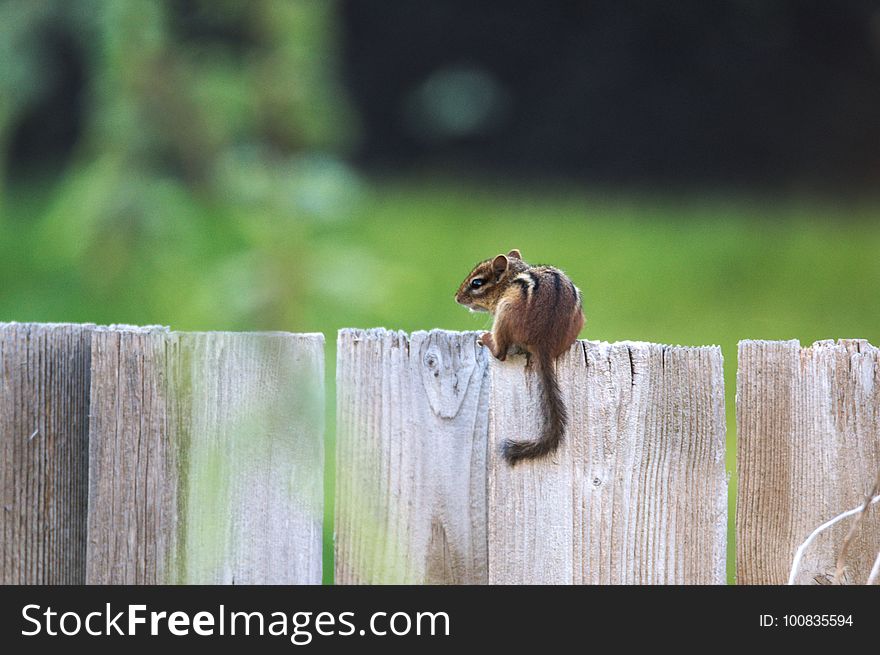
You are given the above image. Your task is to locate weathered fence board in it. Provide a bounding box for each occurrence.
[335,330,727,585]
[489,341,728,584]
[335,329,490,584]
[737,339,880,585]
[87,327,324,584]
[1,323,93,584]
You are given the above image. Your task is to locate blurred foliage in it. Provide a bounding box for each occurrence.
[1,0,359,331]
[1,1,879,586]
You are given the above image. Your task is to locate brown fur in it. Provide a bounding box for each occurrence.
[455,249,585,464]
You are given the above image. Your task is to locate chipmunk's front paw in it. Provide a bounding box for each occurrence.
[479,332,507,361]
[478,332,493,348]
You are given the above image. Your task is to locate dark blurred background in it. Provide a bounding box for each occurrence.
[2,0,880,584]
[344,1,880,191]
[6,1,880,193]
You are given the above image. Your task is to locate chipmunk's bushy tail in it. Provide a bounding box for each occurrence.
[501,348,566,465]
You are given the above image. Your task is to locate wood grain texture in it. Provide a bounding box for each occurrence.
[488,341,727,584]
[1,323,93,584]
[737,339,880,584]
[335,328,490,584]
[86,327,324,584]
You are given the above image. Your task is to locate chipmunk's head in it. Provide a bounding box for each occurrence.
[455,249,525,313]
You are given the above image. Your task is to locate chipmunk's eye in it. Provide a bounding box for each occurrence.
[470,278,485,289]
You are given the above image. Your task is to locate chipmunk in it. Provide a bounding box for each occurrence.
[455,249,584,465]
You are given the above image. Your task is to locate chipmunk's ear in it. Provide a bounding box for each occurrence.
[507,249,522,260]
[492,254,509,276]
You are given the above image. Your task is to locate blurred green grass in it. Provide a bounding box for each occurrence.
[3,174,879,584]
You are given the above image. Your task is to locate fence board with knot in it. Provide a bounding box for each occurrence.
[334,329,491,584]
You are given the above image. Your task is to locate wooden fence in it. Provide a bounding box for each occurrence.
[2,322,878,584]
[1,323,324,584]
[737,339,880,584]
[335,329,728,584]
